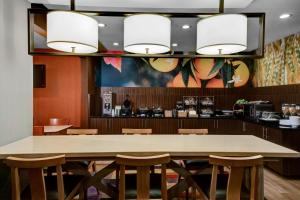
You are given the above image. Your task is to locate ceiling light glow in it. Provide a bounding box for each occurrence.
[182,24,191,29]
[280,14,292,19]
[98,23,106,27]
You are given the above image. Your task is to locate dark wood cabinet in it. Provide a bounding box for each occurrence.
[242,121,263,137]
[215,119,243,135]
[243,121,300,176]
[181,119,216,134]
[263,127,284,174]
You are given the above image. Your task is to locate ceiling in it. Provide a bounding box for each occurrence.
[29,0,300,53]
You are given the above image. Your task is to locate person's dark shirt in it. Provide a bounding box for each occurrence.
[123,99,131,108]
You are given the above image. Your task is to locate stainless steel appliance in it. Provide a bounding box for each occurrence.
[243,103,274,119]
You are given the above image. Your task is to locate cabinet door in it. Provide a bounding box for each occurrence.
[89,118,108,134]
[215,119,243,135]
[244,122,263,138]
[155,119,180,134]
[265,127,282,145]
[264,127,284,174]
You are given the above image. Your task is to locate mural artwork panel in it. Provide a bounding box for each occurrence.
[96,56,253,88]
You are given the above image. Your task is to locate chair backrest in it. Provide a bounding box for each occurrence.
[66,129,98,135]
[49,118,68,126]
[122,128,152,135]
[115,154,171,200]
[208,155,263,200]
[33,126,44,136]
[4,155,66,200]
[178,129,208,135]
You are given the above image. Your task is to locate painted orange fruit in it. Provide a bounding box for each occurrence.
[232,60,250,87]
[206,78,224,88]
[193,59,219,80]
[170,72,201,88]
[149,58,179,72]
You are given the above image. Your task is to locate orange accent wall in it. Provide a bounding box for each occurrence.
[33,56,82,127]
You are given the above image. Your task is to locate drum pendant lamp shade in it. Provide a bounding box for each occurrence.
[124,14,171,54]
[47,11,98,53]
[196,14,247,55]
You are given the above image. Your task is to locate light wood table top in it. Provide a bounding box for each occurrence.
[44,125,72,133]
[0,135,298,160]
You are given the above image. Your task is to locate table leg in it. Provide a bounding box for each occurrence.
[83,161,118,199]
[167,160,207,200]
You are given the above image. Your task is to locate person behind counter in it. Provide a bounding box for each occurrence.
[121,94,132,116]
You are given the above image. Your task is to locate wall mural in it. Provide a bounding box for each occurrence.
[252,32,300,87]
[96,55,253,88]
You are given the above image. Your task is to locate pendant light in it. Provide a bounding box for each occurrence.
[124,14,171,54]
[47,1,98,53]
[196,14,247,55]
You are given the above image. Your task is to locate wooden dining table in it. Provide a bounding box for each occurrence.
[0,134,299,199]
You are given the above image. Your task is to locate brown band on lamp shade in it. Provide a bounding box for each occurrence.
[196,14,247,55]
[124,14,171,54]
[47,11,98,53]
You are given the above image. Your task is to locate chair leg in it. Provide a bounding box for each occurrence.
[92,161,97,173]
[185,187,189,200]
[192,186,197,200]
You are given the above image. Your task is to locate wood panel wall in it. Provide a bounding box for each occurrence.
[89,87,249,116]
[245,84,300,112]
[89,84,300,116]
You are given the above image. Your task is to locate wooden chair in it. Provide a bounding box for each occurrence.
[49,118,68,126]
[178,129,208,135]
[122,128,152,135]
[65,129,98,173]
[116,154,171,200]
[194,155,263,200]
[178,129,210,199]
[121,128,154,174]
[33,125,44,136]
[4,155,85,200]
[67,129,98,135]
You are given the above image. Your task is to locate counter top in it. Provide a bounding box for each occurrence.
[90,115,235,120]
[90,116,300,131]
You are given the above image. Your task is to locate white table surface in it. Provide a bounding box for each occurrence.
[0,135,298,159]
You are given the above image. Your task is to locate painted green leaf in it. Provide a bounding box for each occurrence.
[222,62,234,88]
[208,59,224,76]
[141,58,149,66]
[181,65,190,87]
[190,62,197,81]
[182,58,191,68]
